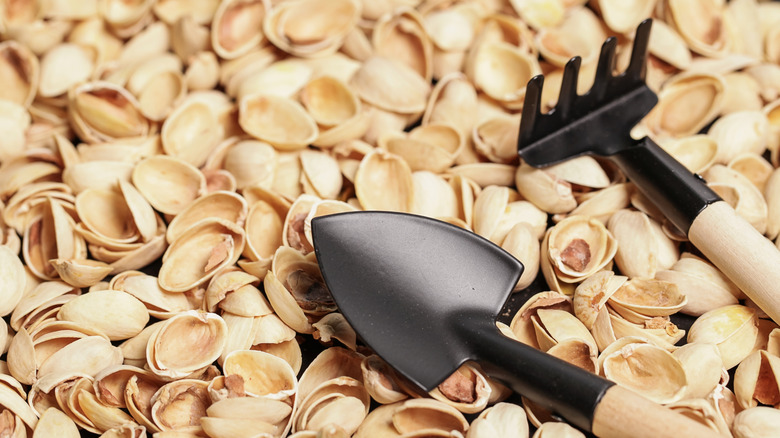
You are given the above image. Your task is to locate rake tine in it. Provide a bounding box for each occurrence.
[625,19,653,81]
[519,74,544,145]
[556,56,581,119]
[589,36,617,102]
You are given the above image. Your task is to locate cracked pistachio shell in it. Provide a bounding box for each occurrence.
[58,289,149,341]
[547,215,617,283]
[161,100,222,167]
[38,43,94,98]
[158,218,244,292]
[667,0,731,57]
[514,163,577,214]
[292,377,369,435]
[532,308,597,354]
[656,258,741,317]
[536,6,606,67]
[68,81,150,144]
[733,406,780,438]
[361,355,408,405]
[609,278,687,317]
[467,41,540,109]
[0,245,26,317]
[710,110,771,164]
[688,304,759,369]
[373,7,432,81]
[146,311,228,379]
[239,94,318,151]
[224,350,297,400]
[33,407,79,438]
[467,402,529,438]
[502,222,541,291]
[150,379,210,434]
[728,152,773,192]
[381,123,462,173]
[673,343,724,399]
[599,337,687,404]
[131,155,206,216]
[391,398,469,436]
[607,209,679,279]
[211,0,270,59]
[705,164,768,234]
[350,56,430,114]
[166,190,247,244]
[300,75,360,128]
[0,40,39,108]
[220,139,277,191]
[300,149,342,200]
[573,270,626,330]
[355,149,414,212]
[643,72,725,138]
[510,291,572,348]
[111,272,194,319]
[734,350,780,410]
[409,171,459,219]
[661,134,718,175]
[430,364,492,414]
[473,186,547,244]
[263,0,361,58]
[532,422,585,438]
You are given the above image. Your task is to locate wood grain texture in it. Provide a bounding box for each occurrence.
[688,201,780,324]
[592,385,725,438]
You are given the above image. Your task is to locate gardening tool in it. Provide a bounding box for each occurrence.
[312,211,719,438]
[518,18,780,324]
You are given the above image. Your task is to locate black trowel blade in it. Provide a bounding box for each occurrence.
[312,211,523,391]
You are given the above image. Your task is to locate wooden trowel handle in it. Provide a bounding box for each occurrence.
[592,385,725,438]
[689,201,780,323]
[467,323,719,437]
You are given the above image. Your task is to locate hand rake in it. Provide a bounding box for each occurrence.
[518,18,780,325]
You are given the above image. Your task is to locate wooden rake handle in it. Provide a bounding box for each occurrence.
[689,201,780,323]
[592,385,725,438]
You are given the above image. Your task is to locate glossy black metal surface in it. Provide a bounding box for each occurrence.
[312,211,615,431]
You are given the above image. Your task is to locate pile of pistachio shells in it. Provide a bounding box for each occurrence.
[0,0,780,437]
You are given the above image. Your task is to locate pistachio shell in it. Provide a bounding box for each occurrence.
[161,100,222,167]
[131,156,206,215]
[547,215,617,283]
[165,191,248,244]
[58,289,149,341]
[643,72,725,138]
[223,350,297,400]
[263,0,361,58]
[734,350,780,410]
[573,270,626,330]
[688,304,759,369]
[239,94,318,150]
[211,0,270,59]
[350,56,430,114]
[146,311,228,379]
[355,149,414,212]
[599,338,687,404]
[159,218,245,292]
[732,406,780,438]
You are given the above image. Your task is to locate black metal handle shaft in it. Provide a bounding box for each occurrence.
[456,319,613,432]
[608,136,721,234]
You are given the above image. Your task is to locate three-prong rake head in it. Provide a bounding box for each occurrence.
[517,19,658,167]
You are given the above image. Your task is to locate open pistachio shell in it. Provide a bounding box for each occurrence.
[573,270,626,330]
[68,81,150,144]
[599,337,687,404]
[688,304,759,369]
[161,100,222,168]
[350,56,430,115]
[150,379,210,434]
[165,191,247,244]
[131,155,206,216]
[0,40,39,108]
[666,0,731,57]
[158,218,245,292]
[734,350,780,410]
[547,215,617,283]
[536,6,606,68]
[57,289,149,341]
[354,149,414,212]
[468,402,529,438]
[146,311,227,379]
[223,349,297,401]
[733,406,780,438]
[263,0,361,58]
[239,94,319,151]
[643,72,726,138]
[372,7,433,81]
[211,0,270,59]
